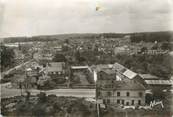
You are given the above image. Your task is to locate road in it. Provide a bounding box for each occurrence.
[1,60,33,79]
[0,83,95,99]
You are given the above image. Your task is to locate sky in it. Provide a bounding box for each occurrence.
[0,0,173,37]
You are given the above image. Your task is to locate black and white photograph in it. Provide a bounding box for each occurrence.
[0,0,173,117]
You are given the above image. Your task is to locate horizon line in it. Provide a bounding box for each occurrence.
[1,30,173,39]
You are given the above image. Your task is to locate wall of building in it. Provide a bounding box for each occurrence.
[100,90,145,106]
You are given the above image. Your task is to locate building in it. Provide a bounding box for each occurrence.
[26,68,39,77]
[112,63,145,85]
[139,74,159,80]
[14,49,25,60]
[46,62,66,78]
[95,63,146,106]
[145,80,173,89]
[97,74,146,106]
[33,51,53,62]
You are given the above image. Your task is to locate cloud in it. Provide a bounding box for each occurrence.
[0,0,173,37]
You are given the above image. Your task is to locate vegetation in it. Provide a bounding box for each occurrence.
[2,93,95,117]
[115,53,173,79]
[130,31,173,43]
[3,33,125,43]
[1,44,15,71]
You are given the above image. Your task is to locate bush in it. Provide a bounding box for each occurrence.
[71,75,80,84]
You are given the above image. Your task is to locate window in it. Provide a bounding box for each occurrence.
[117,99,120,104]
[107,92,112,96]
[121,100,124,105]
[126,92,130,97]
[139,92,143,97]
[117,92,120,96]
[103,99,106,104]
[138,100,141,105]
[132,100,134,105]
[126,102,129,106]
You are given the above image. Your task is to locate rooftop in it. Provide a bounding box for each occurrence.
[71,66,89,69]
[113,62,137,79]
[114,81,146,90]
[139,74,159,80]
[123,69,137,79]
[112,63,125,72]
[145,80,173,85]
[92,64,113,72]
[101,69,116,75]
[47,62,65,72]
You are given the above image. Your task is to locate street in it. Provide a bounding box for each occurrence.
[0,83,95,99]
[1,60,33,80]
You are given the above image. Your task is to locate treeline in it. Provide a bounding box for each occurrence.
[3,33,125,43]
[100,33,125,38]
[3,31,173,43]
[130,31,173,42]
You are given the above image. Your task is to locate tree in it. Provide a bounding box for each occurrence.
[75,50,80,62]
[140,47,148,53]
[64,39,69,44]
[161,42,171,50]
[41,79,57,89]
[37,92,47,103]
[1,44,15,71]
[151,44,159,50]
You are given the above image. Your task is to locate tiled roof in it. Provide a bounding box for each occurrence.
[71,66,89,69]
[101,69,116,75]
[113,62,137,79]
[139,74,159,80]
[113,81,146,90]
[47,62,64,72]
[145,80,173,85]
[112,63,125,72]
[123,69,137,79]
[93,64,113,72]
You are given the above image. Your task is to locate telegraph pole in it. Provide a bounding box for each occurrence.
[94,70,100,117]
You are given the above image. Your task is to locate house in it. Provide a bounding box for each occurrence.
[26,68,39,77]
[33,51,53,62]
[114,46,130,55]
[14,49,25,60]
[95,63,146,106]
[46,62,65,78]
[54,45,62,51]
[97,79,146,106]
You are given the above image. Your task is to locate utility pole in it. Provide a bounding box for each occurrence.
[94,70,100,117]
[19,81,23,96]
